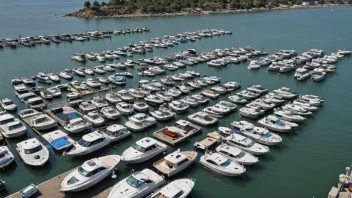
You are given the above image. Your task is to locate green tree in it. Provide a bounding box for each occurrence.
[84,1,91,8]
[101,1,107,6]
[93,1,100,7]
[171,2,182,10]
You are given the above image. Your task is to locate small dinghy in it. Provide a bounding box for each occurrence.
[100,106,120,120]
[19,184,37,198]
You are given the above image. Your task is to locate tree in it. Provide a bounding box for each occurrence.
[101,1,107,6]
[84,1,91,8]
[171,2,182,10]
[93,1,100,7]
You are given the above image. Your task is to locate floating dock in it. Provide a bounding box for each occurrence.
[194,132,222,150]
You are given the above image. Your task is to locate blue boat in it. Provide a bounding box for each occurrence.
[36,72,51,84]
[108,75,126,85]
[42,130,75,151]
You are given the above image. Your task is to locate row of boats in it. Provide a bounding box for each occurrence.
[71,29,232,62]
[0,27,150,48]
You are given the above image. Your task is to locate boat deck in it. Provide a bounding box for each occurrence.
[153,125,201,146]
[194,132,222,150]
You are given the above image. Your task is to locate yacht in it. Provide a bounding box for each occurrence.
[294,68,310,81]
[83,112,105,127]
[16,138,49,166]
[150,107,176,121]
[251,99,276,110]
[0,98,17,111]
[30,114,57,131]
[63,131,111,157]
[108,169,166,198]
[216,144,258,165]
[105,92,122,104]
[257,115,298,133]
[180,97,200,107]
[153,149,197,177]
[188,111,218,126]
[292,100,318,111]
[144,95,164,106]
[125,113,157,132]
[64,118,92,134]
[236,90,259,100]
[222,81,241,91]
[47,73,60,82]
[239,107,261,119]
[72,68,86,77]
[200,152,246,176]
[301,95,324,105]
[47,87,62,97]
[61,155,121,192]
[133,101,149,112]
[18,109,40,119]
[191,94,209,104]
[156,92,173,102]
[0,146,15,168]
[248,61,261,70]
[217,101,237,111]
[92,66,106,74]
[115,102,134,115]
[116,90,134,102]
[228,95,247,104]
[262,93,285,105]
[26,97,47,110]
[166,88,182,98]
[274,110,306,122]
[147,178,195,198]
[231,121,282,146]
[224,132,270,155]
[283,104,312,116]
[101,106,120,120]
[211,86,227,94]
[86,78,102,88]
[79,101,97,113]
[169,101,189,113]
[14,84,28,93]
[36,72,52,84]
[201,90,219,99]
[100,124,131,142]
[91,96,109,108]
[273,87,297,99]
[247,85,268,94]
[122,137,168,164]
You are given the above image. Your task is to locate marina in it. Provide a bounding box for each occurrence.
[0,2,352,198]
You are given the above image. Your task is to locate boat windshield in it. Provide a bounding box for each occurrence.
[0,118,15,125]
[24,145,43,154]
[30,99,44,105]
[275,120,285,126]
[221,159,231,167]
[237,151,245,158]
[4,101,13,105]
[263,132,272,138]
[132,143,145,152]
[77,139,91,147]
[126,175,144,188]
[8,122,23,130]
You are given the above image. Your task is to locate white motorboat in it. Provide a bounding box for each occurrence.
[0,114,27,138]
[108,169,166,198]
[273,87,297,99]
[194,79,207,87]
[236,90,259,100]
[180,97,199,107]
[79,101,97,113]
[217,101,237,111]
[133,101,149,112]
[61,155,120,192]
[201,90,219,99]
[150,107,176,121]
[216,144,258,165]
[211,86,227,94]
[63,131,111,157]
[274,110,306,122]
[40,90,53,99]
[294,68,310,81]
[247,85,268,94]
[125,113,157,132]
[18,108,40,119]
[175,85,190,94]
[47,73,60,82]
[239,107,261,119]
[36,72,52,84]
[101,106,120,120]
[64,118,92,134]
[86,78,102,88]
[166,88,182,98]
[117,90,134,102]
[138,70,156,77]
[30,114,57,131]
[16,138,49,166]
[283,104,312,116]
[91,96,109,108]
[153,149,197,177]
[96,77,109,84]
[26,97,47,110]
[0,146,15,168]
[301,95,324,105]
[14,83,28,92]
[292,99,318,111]
[72,68,86,77]
[262,93,285,105]
[224,131,270,155]
[92,66,106,74]
[122,137,168,164]
[156,92,173,102]
[47,87,62,97]
[160,77,175,86]
[248,61,261,70]
[115,102,134,115]
[188,111,218,126]
[169,100,189,113]
[105,92,122,104]
[257,115,298,133]
[222,82,241,90]
[83,112,105,127]
[191,94,209,104]
[231,121,282,146]
[145,95,165,105]
[0,98,17,111]
[251,98,276,110]
[67,92,81,100]
[163,64,178,71]
[200,152,246,176]
[21,77,35,85]
[147,178,195,198]
[129,88,149,99]
[228,95,247,104]
[207,59,225,67]
[100,124,131,142]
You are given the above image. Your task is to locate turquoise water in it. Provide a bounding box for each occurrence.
[1,1,352,197]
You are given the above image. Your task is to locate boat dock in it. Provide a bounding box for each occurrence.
[328,164,352,198]
[194,132,222,150]
[6,168,112,198]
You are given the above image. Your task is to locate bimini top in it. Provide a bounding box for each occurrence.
[82,131,104,142]
[135,137,158,148]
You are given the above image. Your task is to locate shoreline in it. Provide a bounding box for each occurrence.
[65,4,350,19]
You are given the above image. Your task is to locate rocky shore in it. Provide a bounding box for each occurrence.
[65,4,349,19]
